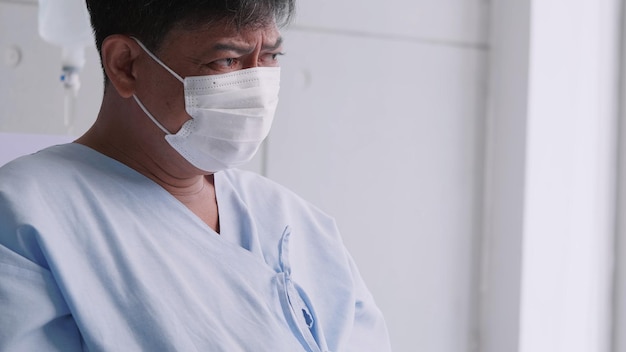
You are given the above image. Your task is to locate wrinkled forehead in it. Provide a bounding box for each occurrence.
[172,6,281,37]
[159,19,282,53]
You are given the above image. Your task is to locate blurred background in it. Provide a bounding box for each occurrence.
[1,0,626,351]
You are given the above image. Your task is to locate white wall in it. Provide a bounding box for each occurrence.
[613,1,626,350]
[483,1,621,352]
[273,4,489,349]
[0,1,489,352]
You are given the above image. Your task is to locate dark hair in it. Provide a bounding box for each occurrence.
[85,0,295,55]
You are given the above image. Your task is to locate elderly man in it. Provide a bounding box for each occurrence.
[0,1,391,351]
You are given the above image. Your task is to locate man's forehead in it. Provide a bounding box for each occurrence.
[162,21,281,51]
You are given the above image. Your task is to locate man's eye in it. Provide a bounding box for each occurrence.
[261,52,284,66]
[213,58,238,68]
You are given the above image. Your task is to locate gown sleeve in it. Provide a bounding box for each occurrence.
[0,244,83,351]
[344,251,393,352]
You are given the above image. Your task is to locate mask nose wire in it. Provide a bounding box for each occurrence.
[130,36,185,83]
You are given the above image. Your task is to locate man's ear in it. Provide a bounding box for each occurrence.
[101,35,140,98]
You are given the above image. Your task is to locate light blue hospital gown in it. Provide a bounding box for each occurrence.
[0,144,391,351]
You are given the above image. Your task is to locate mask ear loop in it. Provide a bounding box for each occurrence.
[132,95,171,134]
[130,37,186,135]
[130,36,185,83]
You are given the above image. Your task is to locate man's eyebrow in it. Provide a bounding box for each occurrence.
[262,36,283,51]
[211,36,284,54]
[212,42,255,55]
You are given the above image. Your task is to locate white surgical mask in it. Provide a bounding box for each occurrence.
[131,38,280,173]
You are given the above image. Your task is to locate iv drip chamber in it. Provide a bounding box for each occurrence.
[37,0,93,133]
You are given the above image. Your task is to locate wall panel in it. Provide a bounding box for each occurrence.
[268,29,487,351]
[294,0,489,46]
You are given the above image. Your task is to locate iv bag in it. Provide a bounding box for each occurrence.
[38,0,93,68]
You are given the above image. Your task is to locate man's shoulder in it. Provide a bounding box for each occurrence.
[0,143,119,194]
[219,168,336,225]
[220,168,309,207]
[220,168,288,191]
[0,144,75,183]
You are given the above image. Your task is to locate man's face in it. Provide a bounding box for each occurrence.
[133,21,283,134]
[156,21,283,76]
